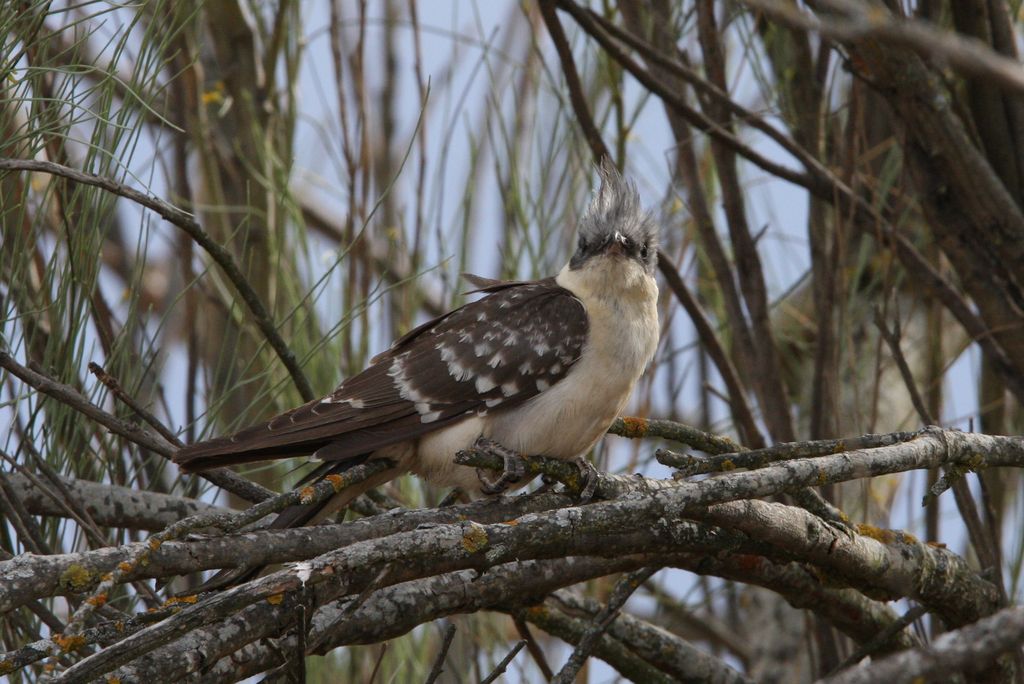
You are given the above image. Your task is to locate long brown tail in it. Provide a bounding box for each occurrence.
[181,460,404,593]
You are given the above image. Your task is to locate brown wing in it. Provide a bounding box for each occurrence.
[173,278,588,472]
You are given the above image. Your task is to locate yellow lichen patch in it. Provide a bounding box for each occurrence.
[59,564,95,592]
[525,605,547,618]
[501,519,520,526]
[106,677,122,684]
[720,459,736,471]
[619,416,648,438]
[326,473,347,492]
[85,593,108,607]
[118,561,133,573]
[1,659,15,676]
[460,522,489,554]
[53,633,87,653]
[163,595,199,608]
[927,540,947,549]
[267,593,285,605]
[201,81,225,105]
[148,538,162,551]
[299,486,317,504]
[856,523,895,543]
[856,523,916,545]
[102,572,114,582]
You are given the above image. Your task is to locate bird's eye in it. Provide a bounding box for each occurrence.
[640,243,649,259]
[578,236,587,251]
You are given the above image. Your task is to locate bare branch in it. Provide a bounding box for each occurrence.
[3,471,227,531]
[743,0,1024,97]
[552,567,657,683]
[821,604,1024,684]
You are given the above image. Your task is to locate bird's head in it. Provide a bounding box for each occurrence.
[569,163,659,284]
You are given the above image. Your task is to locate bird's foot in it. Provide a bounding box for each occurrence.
[473,437,526,495]
[573,457,600,502]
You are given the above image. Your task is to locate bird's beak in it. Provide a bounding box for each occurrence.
[605,231,628,257]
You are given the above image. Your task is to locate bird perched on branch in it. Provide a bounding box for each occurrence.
[174,164,660,529]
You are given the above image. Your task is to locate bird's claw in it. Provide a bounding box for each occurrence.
[474,437,526,495]
[573,457,599,502]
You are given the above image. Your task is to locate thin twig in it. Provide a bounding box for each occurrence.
[873,307,935,425]
[88,362,183,447]
[552,567,658,683]
[480,640,527,684]
[658,430,919,475]
[828,603,928,675]
[513,612,553,680]
[423,623,457,684]
[538,0,612,165]
[608,416,743,454]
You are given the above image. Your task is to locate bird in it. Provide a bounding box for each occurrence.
[174,164,660,531]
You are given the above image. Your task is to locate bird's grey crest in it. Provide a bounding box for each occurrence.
[570,163,660,273]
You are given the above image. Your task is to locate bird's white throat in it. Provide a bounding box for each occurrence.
[556,254,657,307]
[555,255,660,378]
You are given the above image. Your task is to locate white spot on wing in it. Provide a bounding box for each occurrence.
[476,376,497,393]
[322,396,366,409]
[389,359,427,402]
[501,381,519,397]
[420,410,442,423]
[447,358,474,381]
[536,379,551,392]
[293,561,313,585]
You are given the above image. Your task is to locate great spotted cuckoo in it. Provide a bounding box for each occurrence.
[174,165,660,529]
